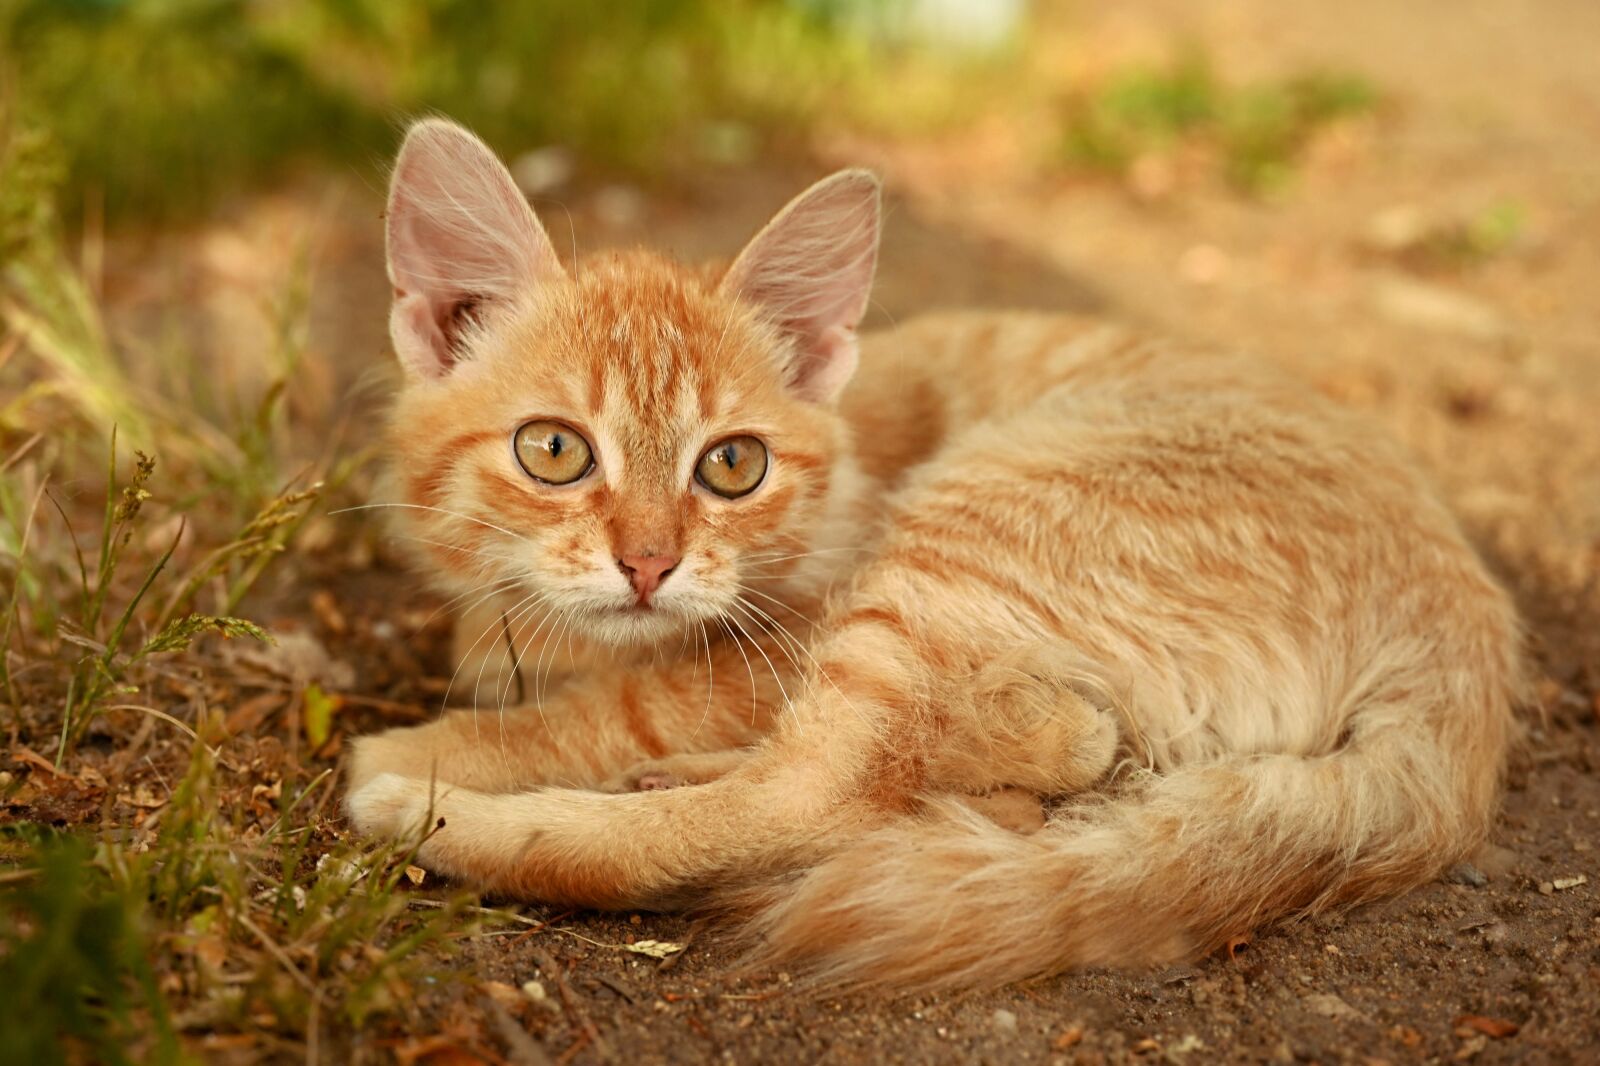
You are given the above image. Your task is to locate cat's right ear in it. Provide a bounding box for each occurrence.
[720,169,881,404]
[385,118,565,379]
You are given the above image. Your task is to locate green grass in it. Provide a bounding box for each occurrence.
[1418,202,1528,269]
[0,0,909,224]
[0,743,475,1064]
[0,400,469,1057]
[1060,50,1379,195]
[0,78,504,1051]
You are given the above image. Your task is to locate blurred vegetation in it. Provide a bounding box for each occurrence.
[0,0,923,224]
[1060,50,1378,195]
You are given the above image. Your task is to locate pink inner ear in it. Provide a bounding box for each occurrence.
[720,170,882,404]
[391,295,464,378]
[797,325,862,404]
[385,119,566,379]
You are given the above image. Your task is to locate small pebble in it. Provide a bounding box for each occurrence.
[992,1008,1019,1037]
[1304,992,1361,1020]
[521,979,555,1011]
[1446,862,1488,887]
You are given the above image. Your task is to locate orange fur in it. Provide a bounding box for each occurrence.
[347,119,1523,990]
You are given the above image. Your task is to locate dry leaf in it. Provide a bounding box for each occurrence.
[224,692,286,735]
[121,784,166,809]
[1454,1014,1519,1039]
[624,939,685,959]
[309,588,348,634]
[235,629,355,688]
[405,865,428,886]
[479,980,524,1011]
[191,934,228,971]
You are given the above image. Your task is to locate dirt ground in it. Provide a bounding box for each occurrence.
[70,0,1600,1061]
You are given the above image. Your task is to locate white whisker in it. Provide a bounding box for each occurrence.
[331,502,532,544]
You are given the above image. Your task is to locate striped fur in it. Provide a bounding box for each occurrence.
[347,119,1523,990]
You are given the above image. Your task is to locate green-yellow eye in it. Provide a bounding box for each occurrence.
[696,435,768,499]
[513,420,593,485]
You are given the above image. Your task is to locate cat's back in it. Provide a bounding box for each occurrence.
[847,311,1515,764]
[846,310,1403,496]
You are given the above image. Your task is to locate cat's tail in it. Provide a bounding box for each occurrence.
[730,698,1512,990]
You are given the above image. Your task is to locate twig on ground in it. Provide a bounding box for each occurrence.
[482,995,554,1066]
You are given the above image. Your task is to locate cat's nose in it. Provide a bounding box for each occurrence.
[618,554,679,602]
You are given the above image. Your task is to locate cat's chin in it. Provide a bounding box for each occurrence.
[576,604,705,650]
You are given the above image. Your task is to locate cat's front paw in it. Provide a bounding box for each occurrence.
[346,772,436,841]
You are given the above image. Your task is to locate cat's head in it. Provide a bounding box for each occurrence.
[380,118,880,647]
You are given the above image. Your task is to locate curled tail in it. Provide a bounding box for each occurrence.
[732,705,1511,990]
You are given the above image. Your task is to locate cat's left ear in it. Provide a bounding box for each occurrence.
[720,169,881,403]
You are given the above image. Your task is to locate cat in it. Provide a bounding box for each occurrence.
[346,117,1523,989]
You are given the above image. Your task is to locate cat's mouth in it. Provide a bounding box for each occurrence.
[573,596,705,648]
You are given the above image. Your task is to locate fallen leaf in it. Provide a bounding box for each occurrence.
[624,939,685,959]
[303,682,342,748]
[309,588,349,635]
[1454,1015,1519,1039]
[120,784,166,810]
[405,864,428,886]
[235,629,355,688]
[200,1034,259,1051]
[1053,1026,1085,1049]
[480,980,524,1011]
[224,692,286,735]
[201,934,231,968]
[11,746,64,776]
[391,1036,493,1066]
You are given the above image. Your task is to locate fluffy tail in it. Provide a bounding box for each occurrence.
[731,710,1510,990]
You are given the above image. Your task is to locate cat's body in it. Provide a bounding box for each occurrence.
[348,120,1522,989]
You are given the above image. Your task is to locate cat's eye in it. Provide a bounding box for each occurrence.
[696,436,768,499]
[513,420,594,485]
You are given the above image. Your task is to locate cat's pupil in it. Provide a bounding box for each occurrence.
[550,434,562,457]
[723,444,737,468]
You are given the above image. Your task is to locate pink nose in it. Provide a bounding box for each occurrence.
[618,554,679,602]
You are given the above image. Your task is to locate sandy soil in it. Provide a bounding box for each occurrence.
[76,0,1600,1061]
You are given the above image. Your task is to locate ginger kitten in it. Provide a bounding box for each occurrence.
[347,118,1522,989]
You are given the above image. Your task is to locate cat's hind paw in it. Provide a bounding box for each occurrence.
[600,750,754,794]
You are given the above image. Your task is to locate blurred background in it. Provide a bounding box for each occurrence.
[5,0,1597,597]
[3,1,1599,1062]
